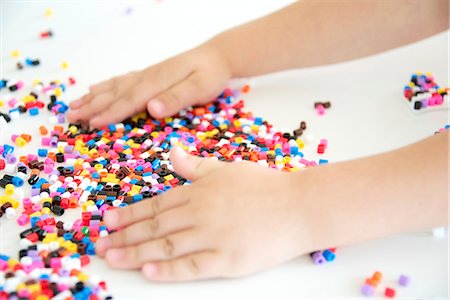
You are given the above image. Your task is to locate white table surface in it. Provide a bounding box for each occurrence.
[1,1,449,299]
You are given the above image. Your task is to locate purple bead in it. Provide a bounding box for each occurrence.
[398,274,410,286]
[49,137,58,147]
[64,145,74,153]
[5,154,16,164]
[361,283,375,296]
[311,251,325,265]
[57,113,65,123]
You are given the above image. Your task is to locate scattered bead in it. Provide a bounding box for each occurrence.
[385,287,396,298]
[398,274,410,287]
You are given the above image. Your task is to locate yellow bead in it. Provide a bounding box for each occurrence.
[36,295,50,300]
[54,87,62,97]
[9,198,19,209]
[164,174,174,181]
[5,184,14,195]
[11,50,20,58]
[15,136,27,147]
[0,100,3,107]
[296,138,305,149]
[61,61,69,69]
[8,258,19,268]
[77,272,89,281]
[44,8,53,16]
[41,207,51,215]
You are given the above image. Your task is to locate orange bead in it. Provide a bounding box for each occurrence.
[241,84,251,93]
[372,271,382,282]
[365,278,379,287]
[54,125,64,134]
[39,125,48,135]
[20,133,32,142]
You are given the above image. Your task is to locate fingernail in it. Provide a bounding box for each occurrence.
[96,237,112,253]
[106,248,125,261]
[104,210,119,227]
[174,145,187,157]
[143,263,158,279]
[148,100,165,116]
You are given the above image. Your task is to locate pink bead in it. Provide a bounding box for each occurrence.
[16,81,24,89]
[23,198,32,206]
[316,104,325,115]
[300,158,309,165]
[8,98,17,107]
[320,139,328,147]
[41,137,51,146]
[11,134,19,142]
[428,97,436,106]
[17,214,29,226]
[50,258,61,268]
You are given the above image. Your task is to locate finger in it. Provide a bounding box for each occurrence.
[170,145,223,181]
[104,230,206,269]
[88,76,119,95]
[88,92,145,128]
[69,94,91,110]
[67,91,118,123]
[147,72,222,119]
[103,186,189,229]
[142,251,221,282]
[96,208,193,256]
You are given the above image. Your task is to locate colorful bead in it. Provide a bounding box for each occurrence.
[398,274,410,286]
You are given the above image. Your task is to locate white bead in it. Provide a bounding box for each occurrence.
[5,207,16,219]
[20,256,32,266]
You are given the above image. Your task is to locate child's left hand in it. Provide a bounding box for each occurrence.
[95,146,313,282]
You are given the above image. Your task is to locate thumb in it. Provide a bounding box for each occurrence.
[170,145,222,181]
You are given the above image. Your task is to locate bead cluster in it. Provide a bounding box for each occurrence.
[403,72,448,111]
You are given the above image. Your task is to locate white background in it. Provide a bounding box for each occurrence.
[0,0,448,299]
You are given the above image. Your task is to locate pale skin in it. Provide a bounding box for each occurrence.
[67,0,449,281]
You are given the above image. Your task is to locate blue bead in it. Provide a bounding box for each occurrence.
[0,254,10,261]
[133,194,143,201]
[2,144,14,157]
[63,232,73,240]
[322,249,336,262]
[11,176,24,187]
[25,58,33,65]
[37,148,48,157]
[319,159,329,164]
[30,216,40,227]
[29,107,39,116]
[119,203,128,207]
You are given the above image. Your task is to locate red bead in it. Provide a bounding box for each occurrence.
[26,232,39,242]
[0,159,5,170]
[317,144,325,154]
[385,287,396,298]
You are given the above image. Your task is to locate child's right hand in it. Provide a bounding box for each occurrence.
[67,44,232,128]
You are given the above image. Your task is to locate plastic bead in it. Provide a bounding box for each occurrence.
[384,287,396,298]
[398,274,410,286]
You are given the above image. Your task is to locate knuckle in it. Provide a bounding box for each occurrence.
[150,198,160,217]
[147,217,160,238]
[161,237,174,259]
[185,256,200,276]
[164,89,182,108]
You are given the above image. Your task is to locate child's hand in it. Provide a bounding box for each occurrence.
[67,44,232,128]
[95,146,312,282]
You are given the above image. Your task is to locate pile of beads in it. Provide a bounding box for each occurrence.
[403,72,449,111]
[361,271,411,298]
[0,78,72,123]
[1,77,330,297]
